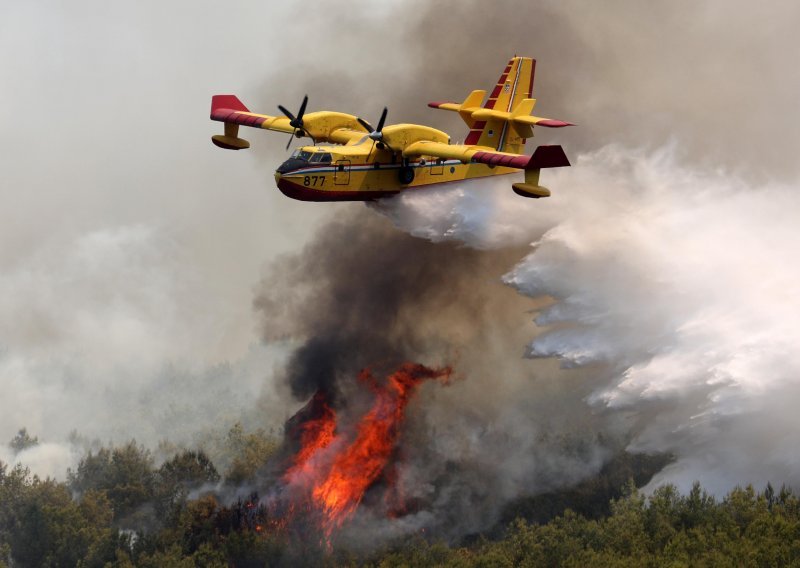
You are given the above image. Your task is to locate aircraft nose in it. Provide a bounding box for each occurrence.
[276,157,307,174]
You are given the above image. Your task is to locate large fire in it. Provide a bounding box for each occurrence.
[282,390,337,483]
[279,362,451,541]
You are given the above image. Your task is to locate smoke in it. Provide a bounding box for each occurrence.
[263,149,798,543]
[396,0,800,180]
[254,209,628,543]
[0,223,294,477]
[0,0,322,475]
[374,140,800,501]
[374,0,800,500]
[254,211,530,399]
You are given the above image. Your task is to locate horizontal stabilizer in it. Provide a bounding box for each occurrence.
[429,90,486,127]
[428,101,460,110]
[470,107,573,129]
[428,90,485,112]
[513,116,573,128]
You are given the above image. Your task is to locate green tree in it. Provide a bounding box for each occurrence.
[1,471,116,567]
[68,441,155,523]
[221,423,280,485]
[8,428,38,455]
[154,450,220,520]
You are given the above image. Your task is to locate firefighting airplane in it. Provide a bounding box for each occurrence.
[210,56,572,201]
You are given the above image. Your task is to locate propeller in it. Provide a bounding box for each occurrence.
[278,95,310,150]
[357,107,390,160]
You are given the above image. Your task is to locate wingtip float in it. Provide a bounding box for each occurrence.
[210,56,573,202]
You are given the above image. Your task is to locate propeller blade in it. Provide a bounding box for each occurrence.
[278,104,296,122]
[376,107,388,132]
[297,95,308,120]
[357,117,375,133]
[286,128,296,151]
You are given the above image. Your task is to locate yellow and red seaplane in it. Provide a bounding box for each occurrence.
[210,56,572,201]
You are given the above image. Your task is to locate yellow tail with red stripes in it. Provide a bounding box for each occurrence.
[465,56,535,154]
[428,57,571,156]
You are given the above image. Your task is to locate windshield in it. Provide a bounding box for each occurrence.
[290,149,312,160]
[309,152,332,163]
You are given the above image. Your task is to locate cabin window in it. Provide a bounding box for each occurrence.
[291,149,313,160]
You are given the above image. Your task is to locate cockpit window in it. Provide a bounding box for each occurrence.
[291,149,313,160]
[309,152,332,163]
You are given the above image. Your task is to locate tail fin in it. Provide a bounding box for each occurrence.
[465,56,535,153]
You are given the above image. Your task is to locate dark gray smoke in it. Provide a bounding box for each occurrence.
[253,210,630,542]
[254,210,529,401]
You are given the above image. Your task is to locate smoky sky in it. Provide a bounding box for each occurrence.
[400,0,800,179]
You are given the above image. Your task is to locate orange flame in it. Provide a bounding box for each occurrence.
[283,390,337,482]
[281,362,451,541]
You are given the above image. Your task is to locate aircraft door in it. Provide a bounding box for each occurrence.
[334,159,351,185]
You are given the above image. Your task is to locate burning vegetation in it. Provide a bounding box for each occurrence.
[217,362,454,546]
[277,362,452,542]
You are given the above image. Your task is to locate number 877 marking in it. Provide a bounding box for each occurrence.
[303,176,326,187]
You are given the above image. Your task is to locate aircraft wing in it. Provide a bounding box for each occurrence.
[211,95,294,134]
[402,141,570,170]
[210,94,367,150]
[404,141,570,199]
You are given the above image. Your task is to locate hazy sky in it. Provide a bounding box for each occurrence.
[2,2,308,360]
[0,2,331,466]
[0,0,436,474]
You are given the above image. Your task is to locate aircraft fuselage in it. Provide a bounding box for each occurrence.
[274,142,515,202]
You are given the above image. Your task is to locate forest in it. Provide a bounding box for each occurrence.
[2,427,799,567]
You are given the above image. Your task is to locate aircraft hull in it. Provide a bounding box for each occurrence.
[274,161,516,202]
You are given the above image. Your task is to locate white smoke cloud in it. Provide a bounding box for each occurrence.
[375,144,800,495]
[0,0,319,476]
[0,223,296,478]
[0,444,78,482]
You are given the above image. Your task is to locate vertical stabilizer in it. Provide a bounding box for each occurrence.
[464,57,536,154]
